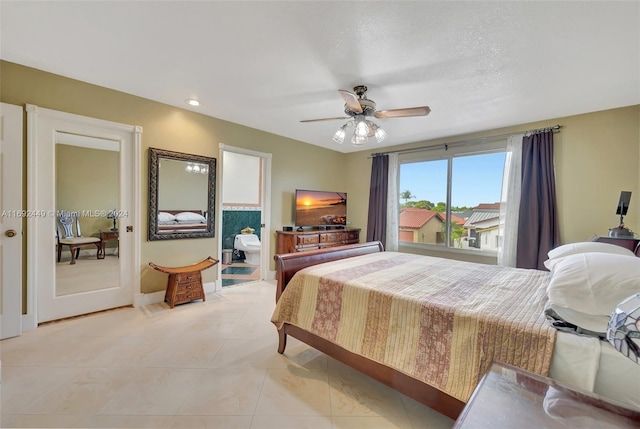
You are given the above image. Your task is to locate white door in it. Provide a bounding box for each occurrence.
[27,105,140,324]
[1,103,23,339]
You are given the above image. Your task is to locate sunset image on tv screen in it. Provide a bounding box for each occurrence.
[295,190,346,226]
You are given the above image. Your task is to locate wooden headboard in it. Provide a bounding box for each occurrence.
[274,241,384,302]
[159,209,204,216]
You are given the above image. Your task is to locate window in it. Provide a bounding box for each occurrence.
[398,142,506,253]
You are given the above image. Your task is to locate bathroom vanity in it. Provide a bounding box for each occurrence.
[275,228,360,254]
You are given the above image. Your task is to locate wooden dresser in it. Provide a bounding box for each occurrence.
[276,228,360,254]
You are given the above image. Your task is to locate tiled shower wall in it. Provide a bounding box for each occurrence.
[222,209,262,261]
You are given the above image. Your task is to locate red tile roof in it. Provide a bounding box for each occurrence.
[399,209,467,229]
[450,214,466,225]
[473,202,501,210]
[399,208,439,228]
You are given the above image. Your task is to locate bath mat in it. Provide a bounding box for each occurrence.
[222,266,256,275]
[222,278,254,287]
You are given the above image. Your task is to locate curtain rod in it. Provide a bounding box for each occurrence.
[370,125,562,157]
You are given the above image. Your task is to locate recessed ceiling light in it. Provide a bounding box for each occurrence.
[186,99,201,107]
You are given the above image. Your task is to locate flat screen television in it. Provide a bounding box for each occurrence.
[295,189,347,227]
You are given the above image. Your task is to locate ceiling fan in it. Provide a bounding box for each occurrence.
[300,85,431,146]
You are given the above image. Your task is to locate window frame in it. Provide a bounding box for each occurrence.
[396,139,507,256]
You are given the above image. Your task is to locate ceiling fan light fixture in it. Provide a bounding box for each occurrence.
[371,122,388,143]
[351,133,368,146]
[302,85,430,147]
[332,124,347,144]
[354,117,370,138]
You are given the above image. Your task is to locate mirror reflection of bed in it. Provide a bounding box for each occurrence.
[157,210,207,233]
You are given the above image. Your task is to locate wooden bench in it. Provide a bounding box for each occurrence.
[149,256,218,308]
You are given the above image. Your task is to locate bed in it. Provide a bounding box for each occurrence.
[157,209,207,233]
[271,241,640,419]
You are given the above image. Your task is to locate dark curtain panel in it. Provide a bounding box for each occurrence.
[366,154,389,245]
[516,130,560,270]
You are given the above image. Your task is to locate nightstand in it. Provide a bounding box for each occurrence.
[98,229,119,259]
[453,362,640,428]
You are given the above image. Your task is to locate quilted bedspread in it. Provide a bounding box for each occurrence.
[271,251,556,402]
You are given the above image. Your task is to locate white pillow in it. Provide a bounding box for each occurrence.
[547,252,640,316]
[547,304,610,334]
[175,211,206,223]
[158,212,176,222]
[546,242,634,267]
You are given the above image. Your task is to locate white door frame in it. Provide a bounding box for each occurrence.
[217,144,272,289]
[25,104,141,328]
[1,103,24,339]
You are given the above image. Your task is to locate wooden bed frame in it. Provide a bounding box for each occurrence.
[274,241,466,419]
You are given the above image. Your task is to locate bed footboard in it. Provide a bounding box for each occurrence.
[278,322,465,419]
[274,241,384,302]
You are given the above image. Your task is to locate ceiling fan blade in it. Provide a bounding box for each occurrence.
[300,116,350,123]
[338,90,363,113]
[374,106,431,119]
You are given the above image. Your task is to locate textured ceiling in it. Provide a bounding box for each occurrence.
[1,1,638,153]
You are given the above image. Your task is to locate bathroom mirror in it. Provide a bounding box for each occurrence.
[148,147,216,241]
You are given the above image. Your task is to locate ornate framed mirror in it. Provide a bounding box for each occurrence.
[148,147,216,241]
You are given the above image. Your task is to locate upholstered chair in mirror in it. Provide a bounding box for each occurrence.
[56,211,101,265]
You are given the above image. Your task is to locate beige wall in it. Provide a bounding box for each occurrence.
[56,144,118,238]
[157,158,208,211]
[417,218,442,245]
[1,61,347,294]
[222,152,261,206]
[2,60,639,294]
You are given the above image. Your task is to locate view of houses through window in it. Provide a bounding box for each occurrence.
[399,150,507,252]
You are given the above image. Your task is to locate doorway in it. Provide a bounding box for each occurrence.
[218,144,271,288]
[26,105,141,326]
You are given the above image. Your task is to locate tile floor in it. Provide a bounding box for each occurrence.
[221,261,261,287]
[0,280,454,428]
[56,254,119,296]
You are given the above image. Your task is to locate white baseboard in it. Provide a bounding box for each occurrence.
[134,281,218,307]
[134,290,165,307]
[204,281,217,294]
[22,313,36,332]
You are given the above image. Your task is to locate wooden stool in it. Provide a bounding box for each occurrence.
[149,256,218,308]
